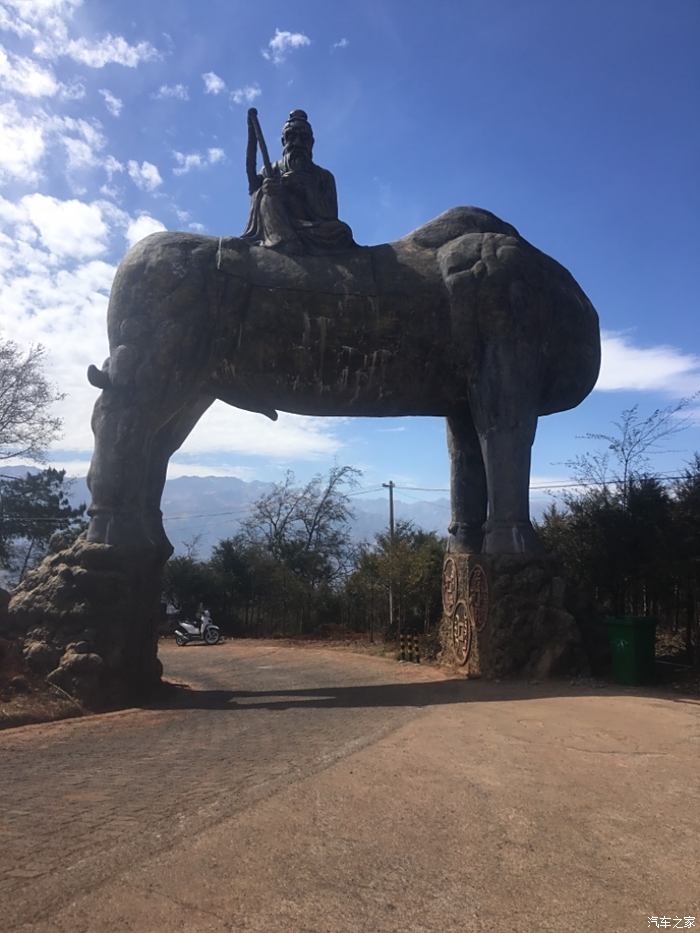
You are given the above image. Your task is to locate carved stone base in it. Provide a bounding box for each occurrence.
[439,553,588,678]
[1,537,164,706]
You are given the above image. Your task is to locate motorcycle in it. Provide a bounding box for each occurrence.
[174,615,221,646]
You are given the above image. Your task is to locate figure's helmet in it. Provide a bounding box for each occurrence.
[281,109,314,151]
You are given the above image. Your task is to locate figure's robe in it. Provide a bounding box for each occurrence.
[241,159,356,255]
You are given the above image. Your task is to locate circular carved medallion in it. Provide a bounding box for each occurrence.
[468,563,489,632]
[442,556,458,617]
[452,599,472,666]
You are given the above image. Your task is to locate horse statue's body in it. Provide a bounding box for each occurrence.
[86,206,600,558]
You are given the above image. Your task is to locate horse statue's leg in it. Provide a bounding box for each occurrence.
[467,346,542,555]
[142,395,215,552]
[446,413,487,553]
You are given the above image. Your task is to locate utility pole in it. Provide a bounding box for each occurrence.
[382,481,396,640]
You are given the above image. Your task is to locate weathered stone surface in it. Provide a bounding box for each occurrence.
[23,640,63,674]
[439,553,588,678]
[5,537,163,705]
[47,649,104,702]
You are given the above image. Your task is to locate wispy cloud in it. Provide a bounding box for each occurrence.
[127,159,163,191]
[0,102,47,184]
[262,28,311,65]
[202,71,226,94]
[153,83,189,101]
[62,35,159,68]
[172,148,224,175]
[0,46,59,97]
[99,88,123,117]
[332,37,349,50]
[597,331,700,396]
[0,0,159,68]
[0,103,107,184]
[230,84,261,105]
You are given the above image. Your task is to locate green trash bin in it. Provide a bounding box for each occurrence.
[606,616,657,685]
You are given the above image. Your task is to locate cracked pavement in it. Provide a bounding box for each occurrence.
[1,640,698,932]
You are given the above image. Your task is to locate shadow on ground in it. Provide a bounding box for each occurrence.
[149,676,700,713]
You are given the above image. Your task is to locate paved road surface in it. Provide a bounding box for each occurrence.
[1,640,698,932]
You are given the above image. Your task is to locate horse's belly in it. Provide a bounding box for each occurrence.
[228,286,453,416]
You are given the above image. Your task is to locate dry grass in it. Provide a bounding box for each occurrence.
[0,637,86,730]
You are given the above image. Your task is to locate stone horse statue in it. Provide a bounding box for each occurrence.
[6,206,600,699]
[85,206,600,559]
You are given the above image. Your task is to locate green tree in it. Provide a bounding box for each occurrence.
[671,454,700,661]
[343,520,444,638]
[0,469,86,582]
[162,555,220,620]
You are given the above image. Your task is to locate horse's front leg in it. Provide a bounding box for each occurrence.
[86,387,185,557]
[446,413,487,553]
[142,395,215,554]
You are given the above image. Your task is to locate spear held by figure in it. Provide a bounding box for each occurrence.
[246,108,272,194]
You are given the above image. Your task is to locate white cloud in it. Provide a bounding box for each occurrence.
[53,114,106,172]
[332,37,349,50]
[62,35,159,68]
[202,71,225,94]
[597,331,700,395]
[0,45,59,97]
[172,148,225,175]
[125,213,166,249]
[0,1,159,68]
[0,103,108,184]
[262,28,311,65]
[0,102,46,183]
[153,83,189,101]
[178,406,342,461]
[230,84,261,105]
[103,154,123,179]
[99,88,123,116]
[127,159,162,191]
[58,78,85,100]
[20,193,109,258]
[0,0,80,44]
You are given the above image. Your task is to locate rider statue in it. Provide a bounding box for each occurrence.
[241,108,357,256]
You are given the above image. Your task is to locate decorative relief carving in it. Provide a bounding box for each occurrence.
[452,599,472,666]
[442,556,458,617]
[468,563,489,632]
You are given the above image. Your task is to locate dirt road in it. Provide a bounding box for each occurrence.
[1,640,698,932]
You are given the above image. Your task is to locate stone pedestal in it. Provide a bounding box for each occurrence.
[439,553,588,678]
[2,538,164,706]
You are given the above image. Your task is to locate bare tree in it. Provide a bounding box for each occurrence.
[0,337,63,462]
[565,397,697,506]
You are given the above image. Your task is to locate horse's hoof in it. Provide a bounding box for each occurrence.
[482,522,544,556]
[447,522,483,555]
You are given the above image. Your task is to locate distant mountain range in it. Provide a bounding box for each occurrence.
[2,467,451,557]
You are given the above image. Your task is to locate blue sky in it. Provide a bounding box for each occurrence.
[1,0,699,514]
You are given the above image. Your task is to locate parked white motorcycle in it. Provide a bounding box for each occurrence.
[174,610,221,646]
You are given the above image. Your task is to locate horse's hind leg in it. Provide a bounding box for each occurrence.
[446,413,487,553]
[467,356,543,555]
